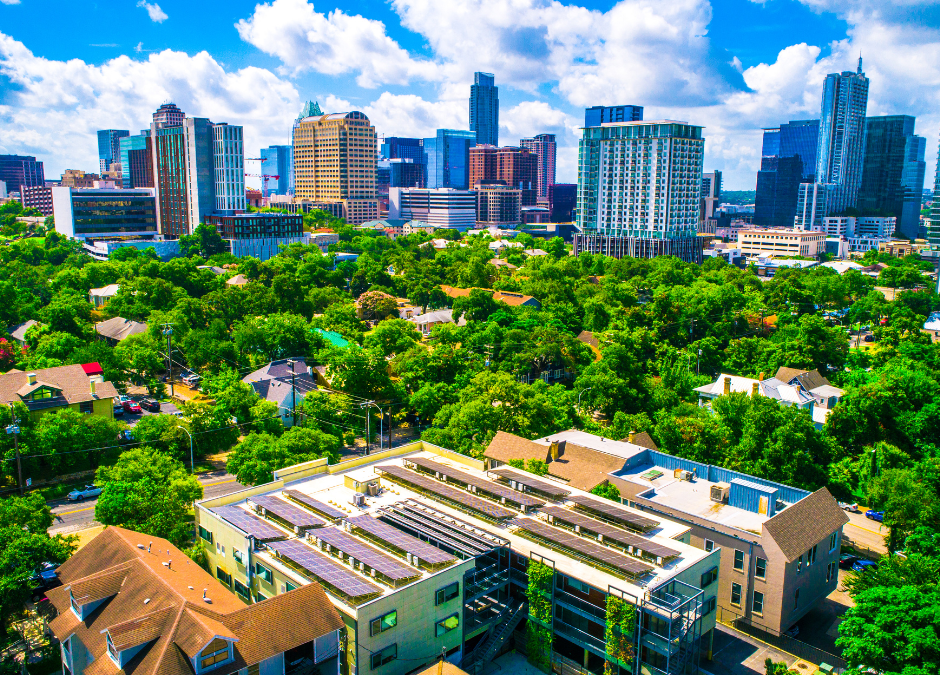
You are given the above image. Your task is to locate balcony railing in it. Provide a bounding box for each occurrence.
[553,618,606,655]
[554,590,607,622]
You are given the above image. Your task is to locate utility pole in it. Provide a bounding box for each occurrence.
[162,323,175,397]
[6,403,22,495]
[697,349,701,376]
[287,359,297,427]
[364,405,370,456]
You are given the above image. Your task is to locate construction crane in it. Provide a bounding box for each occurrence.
[245,158,279,197]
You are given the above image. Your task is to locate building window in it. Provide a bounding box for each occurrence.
[827,562,836,583]
[233,549,243,565]
[106,633,117,663]
[216,568,232,586]
[753,591,764,616]
[435,582,459,605]
[797,555,803,574]
[370,610,398,637]
[216,542,225,557]
[704,539,715,552]
[255,592,266,602]
[234,579,250,599]
[794,589,800,609]
[200,640,231,670]
[255,563,272,584]
[808,544,817,564]
[199,526,213,543]
[286,582,297,593]
[730,583,742,607]
[703,597,716,615]
[370,644,397,670]
[733,550,745,571]
[80,401,94,414]
[435,614,459,637]
[700,567,718,588]
[755,557,766,579]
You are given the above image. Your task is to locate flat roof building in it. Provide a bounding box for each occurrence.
[389,188,476,231]
[737,228,826,258]
[52,187,157,240]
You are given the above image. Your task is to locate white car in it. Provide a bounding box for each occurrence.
[839,502,860,513]
[67,484,102,501]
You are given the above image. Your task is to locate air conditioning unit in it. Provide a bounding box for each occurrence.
[353,492,366,507]
[710,483,730,503]
[674,468,694,482]
[366,483,380,496]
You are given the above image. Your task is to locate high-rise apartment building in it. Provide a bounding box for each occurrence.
[700,170,722,222]
[857,115,926,240]
[815,59,869,214]
[0,155,45,193]
[469,145,538,206]
[260,145,292,197]
[469,72,499,146]
[292,109,378,225]
[519,134,557,200]
[575,120,705,262]
[584,104,644,127]
[152,102,185,129]
[212,124,246,213]
[119,134,153,189]
[476,182,522,226]
[424,130,476,190]
[794,182,831,231]
[97,129,129,174]
[928,133,940,249]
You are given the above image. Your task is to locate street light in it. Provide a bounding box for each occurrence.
[176,426,194,474]
[577,387,593,414]
[359,401,383,455]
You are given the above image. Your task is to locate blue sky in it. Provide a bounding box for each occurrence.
[2,0,938,189]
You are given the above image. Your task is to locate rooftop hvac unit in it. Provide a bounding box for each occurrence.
[353,492,366,507]
[710,483,730,503]
[674,468,695,481]
[367,483,379,496]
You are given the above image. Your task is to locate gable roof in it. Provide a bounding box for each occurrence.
[47,527,343,675]
[90,284,121,297]
[631,432,659,452]
[773,367,830,392]
[8,319,43,342]
[439,285,540,308]
[243,358,317,407]
[483,431,551,464]
[763,487,849,562]
[96,317,148,342]
[226,274,250,286]
[544,442,626,491]
[576,330,598,349]
[0,363,119,408]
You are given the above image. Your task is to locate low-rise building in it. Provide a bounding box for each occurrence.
[243,358,317,428]
[208,212,303,239]
[48,527,344,675]
[0,363,118,420]
[7,319,43,346]
[389,188,476,231]
[440,286,541,310]
[95,317,148,344]
[20,185,53,215]
[52,187,158,240]
[407,309,467,336]
[737,229,826,258]
[89,284,120,308]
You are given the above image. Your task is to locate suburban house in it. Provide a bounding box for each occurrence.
[48,527,344,675]
[7,319,44,346]
[95,317,148,345]
[243,358,317,428]
[485,430,848,635]
[0,363,118,420]
[226,274,250,286]
[407,309,467,337]
[89,284,120,308]
[440,285,541,310]
[773,367,845,412]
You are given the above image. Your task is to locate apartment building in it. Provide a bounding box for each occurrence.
[48,527,344,675]
[737,228,826,258]
[196,442,719,675]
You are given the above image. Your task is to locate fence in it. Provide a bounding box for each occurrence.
[716,608,847,670]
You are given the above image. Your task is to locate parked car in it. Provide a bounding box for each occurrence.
[116,394,130,404]
[864,334,875,342]
[866,510,884,522]
[67,484,102,501]
[784,625,799,638]
[118,429,135,443]
[839,553,859,569]
[839,502,860,513]
[29,562,60,600]
[140,398,161,412]
[852,560,878,573]
[122,399,142,414]
[182,373,201,386]
[113,403,124,417]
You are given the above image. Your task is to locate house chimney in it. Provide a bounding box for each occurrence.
[550,441,559,461]
[758,372,765,381]
[90,380,96,395]
[723,376,731,395]
[27,373,36,385]
[751,382,759,398]
[628,431,636,443]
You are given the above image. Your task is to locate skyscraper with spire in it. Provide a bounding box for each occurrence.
[814,57,870,214]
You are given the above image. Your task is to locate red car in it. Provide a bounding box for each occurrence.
[122,400,142,414]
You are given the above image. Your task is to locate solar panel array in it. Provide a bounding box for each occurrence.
[312,527,422,582]
[282,490,347,520]
[376,502,498,558]
[539,505,680,561]
[488,467,571,498]
[376,465,516,520]
[250,495,326,530]
[407,457,545,508]
[267,539,382,601]
[346,514,456,565]
[510,518,654,578]
[567,495,659,532]
[211,505,288,542]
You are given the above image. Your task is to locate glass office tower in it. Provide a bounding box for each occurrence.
[97,129,129,174]
[423,130,477,189]
[260,145,292,197]
[755,120,819,227]
[119,134,153,189]
[584,105,644,127]
[469,72,499,146]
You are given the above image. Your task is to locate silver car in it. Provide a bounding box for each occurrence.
[67,484,102,501]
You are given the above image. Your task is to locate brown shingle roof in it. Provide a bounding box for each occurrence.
[763,488,849,562]
[96,317,148,342]
[47,527,343,675]
[483,431,551,464]
[773,367,830,391]
[0,364,119,407]
[576,330,598,349]
[631,432,659,452]
[439,285,539,308]
[545,443,626,492]
[69,567,130,604]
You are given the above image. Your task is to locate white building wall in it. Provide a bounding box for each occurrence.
[51,187,76,237]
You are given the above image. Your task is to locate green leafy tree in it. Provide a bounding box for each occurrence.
[591,482,621,501]
[364,318,422,357]
[226,427,341,485]
[95,447,203,546]
[180,223,227,259]
[114,333,164,386]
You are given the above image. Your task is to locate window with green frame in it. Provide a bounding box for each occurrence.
[217,567,232,586]
[234,579,250,599]
[435,614,459,637]
[435,582,458,605]
[370,610,397,637]
[255,563,272,584]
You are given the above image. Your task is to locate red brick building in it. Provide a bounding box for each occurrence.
[469,145,538,206]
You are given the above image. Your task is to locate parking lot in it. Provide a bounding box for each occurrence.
[114,396,180,427]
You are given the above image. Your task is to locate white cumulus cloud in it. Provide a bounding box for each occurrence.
[137,0,168,23]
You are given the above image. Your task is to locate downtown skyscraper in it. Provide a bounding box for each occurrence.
[814,58,869,214]
[755,120,819,228]
[97,129,129,174]
[520,134,557,200]
[469,72,499,146]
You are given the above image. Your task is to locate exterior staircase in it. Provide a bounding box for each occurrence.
[462,600,528,671]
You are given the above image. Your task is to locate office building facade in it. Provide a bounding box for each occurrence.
[928,132,940,249]
[152,102,185,128]
[260,145,293,197]
[424,130,477,190]
[118,134,153,189]
[755,121,820,228]
[469,72,499,146]
[584,105,644,127]
[52,187,157,240]
[469,145,538,206]
[212,123,246,212]
[389,187,477,230]
[476,182,522,227]
[737,228,827,258]
[794,182,831,231]
[549,183,577,222]
[815,59,869,214]
[19,185,53,215]
[293,109,378,225]
[206,212,302,239]
[575,120,704,263]
[857,115,926,240]
[97,129,129,174]
[0,155,45,193]
[381,137,426,163]
[700,170,721,223]
[520,134,557,200]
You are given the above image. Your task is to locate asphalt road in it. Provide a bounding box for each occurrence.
[842,509,888,555]
[48,471,245,534]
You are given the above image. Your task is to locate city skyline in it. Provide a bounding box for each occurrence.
[1,0,939,190]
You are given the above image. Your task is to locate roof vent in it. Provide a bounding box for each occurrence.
[137,544,146,549]
[188,586,194,590]
[148,543,152,553]
[144,598,150,605]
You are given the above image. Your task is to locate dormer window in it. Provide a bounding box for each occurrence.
[70,592,80,618]
[199,638,233,671]
[29,387,60,400]
[107,633,118,664]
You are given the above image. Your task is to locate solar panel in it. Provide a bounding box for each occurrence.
[488,467,571,498]
[539,505,680,561]
[509,517,654,578]
[346,514,456,565]
[406,457,546,508]
[211,505,288,542]
[267,539,382,601]
[311,527,422,583]
[567,494,659,532]
[282,490,347,520]
[250,495,326,531]
[376,465,516,520]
